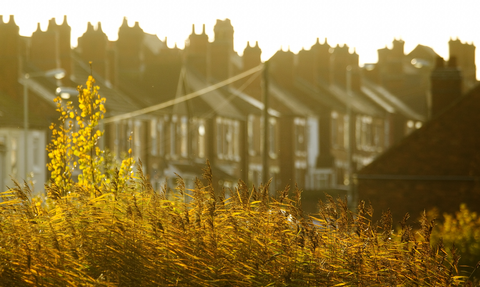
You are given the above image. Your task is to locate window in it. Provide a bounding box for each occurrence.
[343,115,349,150]
[355,116,361,149]
[11,137,18,178]
[357,116,373,151]
[180,116,188,158]
[373,122,382,150]
[268,118,277,158]
[192,118,206,159]
[294,168,305,188]
[225,119,233,158]
[248,115,255,156]
[216,117,240,161]
[170,116,177,157]
[114,122,120,158]
[150,119,157,156]
[133,121,142,159]
[331,111,338,147]
[216,117,223,158]
[198,120,206,158]
[32,135,40,171]
[126,119,133,155]
[294,117,307,156]
[405,120,415,135]
[233,121,240,160]
[157,117,165,156]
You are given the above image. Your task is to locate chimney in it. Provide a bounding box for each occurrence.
[311,37,331,84]
[209,19,234,82]
[269,49,294,88]
[430,56,462,118]
[449,38,476,91]
[78,22,108,79]
[117,17,144,76]
[0,15,20,98]
[296,48,315,84]
[185,23,208,76]
[242,41,262,100]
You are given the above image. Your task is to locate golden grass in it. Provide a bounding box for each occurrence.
[0,74,467,286]
[0,162,465,286]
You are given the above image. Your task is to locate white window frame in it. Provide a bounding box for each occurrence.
[180,116,188,158]
[150,119,157,156]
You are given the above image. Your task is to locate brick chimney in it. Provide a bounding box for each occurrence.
[209,19,234,82]
[430,56,462,117]
[311,38,331,84]
[30,18,71,74]
[449,38,476,91]
[185,24,208,77]
[331,44,352,87]
[116,17,144,77]
[296,48,315,84]
[78,22,108,79]
[269,48,294,88]
[57,16,72,80]
[0,15,20,98]
[242,41,262,100]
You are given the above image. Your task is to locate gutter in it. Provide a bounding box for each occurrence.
[354,174,478,181]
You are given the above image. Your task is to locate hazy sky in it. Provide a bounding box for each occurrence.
[1,0,479,76]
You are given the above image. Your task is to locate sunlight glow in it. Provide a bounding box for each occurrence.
[1,0,479,78]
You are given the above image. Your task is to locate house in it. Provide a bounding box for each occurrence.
[356,56,480,221]
[269,38,426,203]
[3,15,475,205]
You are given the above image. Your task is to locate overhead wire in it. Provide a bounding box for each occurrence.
[103,63,264,124]
[138,67,263,161]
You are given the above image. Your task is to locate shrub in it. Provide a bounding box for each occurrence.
[0,75,468,286]
[431,204,480,281]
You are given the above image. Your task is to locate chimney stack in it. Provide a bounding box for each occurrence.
[430,56,462,118]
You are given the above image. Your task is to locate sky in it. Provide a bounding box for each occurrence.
[1,0,480,78]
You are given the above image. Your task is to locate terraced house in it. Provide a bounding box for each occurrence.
[0,16,474,199]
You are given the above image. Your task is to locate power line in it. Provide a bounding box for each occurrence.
[103,64,264,124]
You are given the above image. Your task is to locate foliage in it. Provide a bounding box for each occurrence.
[0,75,468,286]
[46,75,133,195]
[431,204,480,281]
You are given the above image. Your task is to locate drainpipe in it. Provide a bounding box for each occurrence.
[262,61,270,190]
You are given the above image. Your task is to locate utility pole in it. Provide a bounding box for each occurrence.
[262,61,270,188]
[346,65,355,209]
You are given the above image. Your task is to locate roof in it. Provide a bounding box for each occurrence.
[228,86,281,118]
[362,79,426,121]
[269,81,316,116]
[407,44,439,61]
[0,92,48,129]
[358,82,480,177]
[294,77,345,112]
[143,33,166,55]
[183,69,245,120]
[71,53,142,116]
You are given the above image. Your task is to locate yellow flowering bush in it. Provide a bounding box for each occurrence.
[46,75,133,195]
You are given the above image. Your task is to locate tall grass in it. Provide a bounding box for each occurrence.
[0,165,465,286]
[0,75,467,286]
